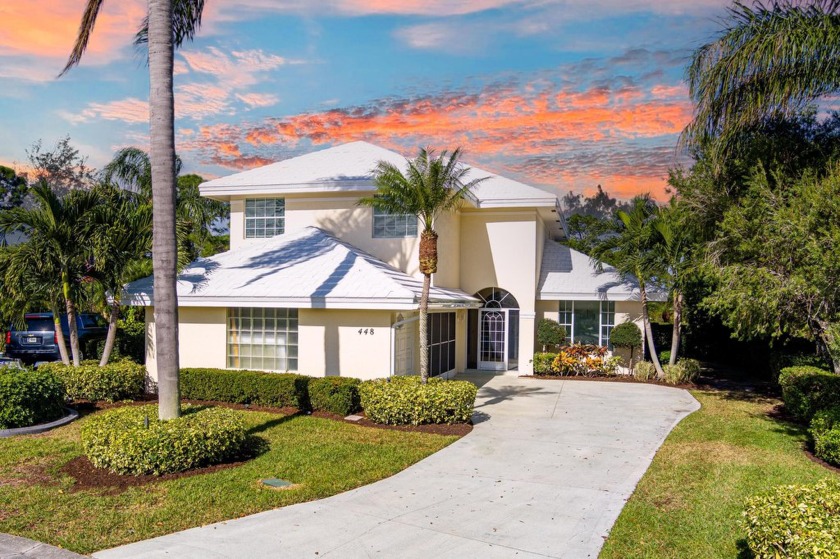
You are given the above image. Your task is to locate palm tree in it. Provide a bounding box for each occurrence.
[359,148,487,382]
[0,183,100,365]
[654,201,692,366]
[89,186,153,366]
[590,196,665,378]
[682,0,840,152]
[62,0,205,419]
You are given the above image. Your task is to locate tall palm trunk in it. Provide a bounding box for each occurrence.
[52,306,70,365]
[149,0,181,420]
[669,290,683,366]
[418,229,438,383]
[62,272,81,366]
[100,301,120,366]
[640,283,665,378]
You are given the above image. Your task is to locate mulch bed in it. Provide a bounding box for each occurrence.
[522,374,697,390]
[59,455,250,495]
[804,446,840,474]
[56,398,471,493]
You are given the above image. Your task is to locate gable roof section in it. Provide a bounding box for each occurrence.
[537,240,667,301]
[123,227,479,310]
[200,141,557,209]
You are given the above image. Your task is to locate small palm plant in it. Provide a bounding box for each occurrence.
[359,148,487,382]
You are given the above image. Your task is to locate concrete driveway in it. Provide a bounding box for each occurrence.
[95,374,699,559]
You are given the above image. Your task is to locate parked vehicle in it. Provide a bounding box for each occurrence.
[0,356,23,369]
[5,313,107,364]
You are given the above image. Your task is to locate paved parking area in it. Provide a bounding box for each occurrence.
[95,374,699,559]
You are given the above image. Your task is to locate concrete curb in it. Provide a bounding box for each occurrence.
[0,408,78,438]
[0,533,88,558]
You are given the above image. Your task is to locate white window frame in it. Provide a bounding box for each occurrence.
[557,300,615,347]
[227,308,298,371]
[245,198,285,239]
[372,208,418,238]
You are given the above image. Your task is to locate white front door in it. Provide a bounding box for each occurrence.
[478,308,508,371]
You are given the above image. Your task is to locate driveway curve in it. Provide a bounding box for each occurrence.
[95,374,699,559]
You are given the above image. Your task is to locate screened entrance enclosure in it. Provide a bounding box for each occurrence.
[467,288,519,371]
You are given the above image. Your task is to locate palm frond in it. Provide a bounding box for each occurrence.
[59,0,105,76]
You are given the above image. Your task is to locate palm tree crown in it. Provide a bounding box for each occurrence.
[683,0,840,151]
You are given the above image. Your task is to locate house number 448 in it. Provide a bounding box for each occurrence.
[358,328,375,335]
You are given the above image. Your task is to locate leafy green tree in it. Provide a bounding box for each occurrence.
[609,321,643,365]
[683,0,840,153]
[0,183,99,365]
[705,164,840,372]
[26,136,95,196]
[590,196,665,377]
[537,318,567,351]
[359,148,486,382]
[0,166,27,211]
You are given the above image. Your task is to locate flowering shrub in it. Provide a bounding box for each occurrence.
[544,344,620,377]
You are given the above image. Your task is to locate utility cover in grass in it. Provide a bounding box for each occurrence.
[260,478,294,489]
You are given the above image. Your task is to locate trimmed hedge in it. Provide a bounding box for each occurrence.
[778,366,840,422]
[0,367,65,429]
[180,368,310,409]
[360,376,477,425]
[744,478,840,558]
[309,377,361,416]
[81,404,248,475]
[38,359,146,403]
[810,406,840,466]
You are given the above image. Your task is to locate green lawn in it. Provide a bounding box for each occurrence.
[0,408,458,555]
[600,389,839,558]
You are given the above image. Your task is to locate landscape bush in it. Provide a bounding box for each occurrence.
[769,351,831,380]
[662,358,701,385]
[778,366,840,422]
[359,376,477,425]
[809,406,840,466]
[633,361,657,381]
[744,478,840,558]
[38,359,146,402]
[537,319,566,351]
[659,351,672,364]
[308,377,361,416]
[532,352,558,375]
[0,366,65,429]
[550,344,610,376]
[180,368,311,409]
[81,404,249,475]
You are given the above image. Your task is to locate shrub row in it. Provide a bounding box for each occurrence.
[180,368,363,416]
[532,346,622,377]
[810,407,840,467]
[81,404,249,475]
[0,366,65,429]
[778,366,840,422]
[662,359,701,385]
[744,478,840,558]
[38,359,146,403]
[359,376,477,425]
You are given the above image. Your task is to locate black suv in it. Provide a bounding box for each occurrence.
[5,313,107,364]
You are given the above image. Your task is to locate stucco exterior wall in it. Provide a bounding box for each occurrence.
[145,306,227,382]
[229,194,421,277]
[298,309,392,380]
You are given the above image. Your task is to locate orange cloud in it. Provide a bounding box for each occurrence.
[0,0,145,63]
[181,81,690,200]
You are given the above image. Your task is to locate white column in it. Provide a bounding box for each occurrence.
[519,311,536,375]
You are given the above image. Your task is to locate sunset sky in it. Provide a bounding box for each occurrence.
[0,0,732,200]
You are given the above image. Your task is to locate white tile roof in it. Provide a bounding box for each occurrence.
[537,240,667,301]
[200,141,557,208]
[124,227,479,310]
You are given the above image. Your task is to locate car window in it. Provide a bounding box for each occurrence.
[81,315,107,328]
[24,318,54,332]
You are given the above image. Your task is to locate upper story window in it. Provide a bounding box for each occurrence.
[245,198,285,238]
[372,208,418,238]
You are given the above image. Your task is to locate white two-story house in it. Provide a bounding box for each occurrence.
[126,141,653,381]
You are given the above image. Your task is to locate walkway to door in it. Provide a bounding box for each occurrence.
[95,374,699,559]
